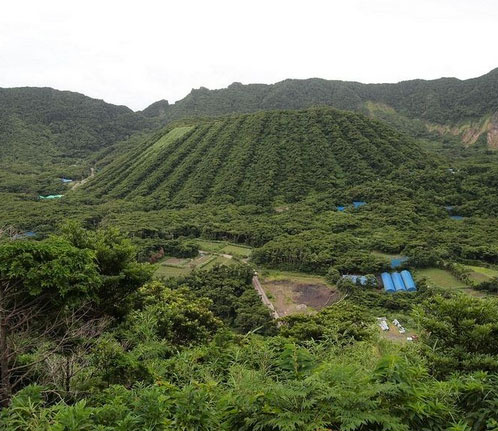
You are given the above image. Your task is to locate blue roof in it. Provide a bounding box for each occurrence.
[353,201,366,208]
[450,216,464,220]
[337,206,345,212]
[13,231,36,240]
[381,272,395,292]
[400,270,417,291]
[391,257,409,269]
[342,275,368,285]
[61,178,73,183]
[392,272,406,291]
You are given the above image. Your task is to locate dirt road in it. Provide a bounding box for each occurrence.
[71,167,95,190]
[252,275,280,319]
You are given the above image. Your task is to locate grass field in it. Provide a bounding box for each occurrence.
[219,244,252,258]
[260,269,331,284]
[371,251,404,259]
[194,240,226,252]
[465,265,498,283]
[146,126,193,155]
[155,265,192,278]
[202,255,235,270]
[194,239,252,257]
[414,268,467,289]
[154,253,215,279]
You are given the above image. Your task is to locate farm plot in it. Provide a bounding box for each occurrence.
[414,268,467,289]
[219,244,252,258]
[464,265,498,283]
[412,267,488,297]
[155,264,192,278]
[195,240,226,253]
[155,253,214,279]
[155,239,251,279]
[202,255,235,270]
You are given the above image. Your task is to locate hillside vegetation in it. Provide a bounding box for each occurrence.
[150,68,498,149]
[0,72,498,430]
[0,87,158,163]
[83,107,429,207]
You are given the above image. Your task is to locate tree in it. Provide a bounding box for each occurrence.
[0,237,100,406]
[60,221,153,317]
[417,294,498,377]
[128,282,222,347]
[325,267,340,284]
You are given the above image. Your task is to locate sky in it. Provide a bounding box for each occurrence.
[1,0,497,111]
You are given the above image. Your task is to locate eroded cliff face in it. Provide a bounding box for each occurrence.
[426,113,498,149]
[487,113,498,149]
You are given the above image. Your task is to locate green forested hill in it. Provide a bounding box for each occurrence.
[0,87,155,163]
[159,68,498,123]
[151,68,498,148]
[83,107,431,207]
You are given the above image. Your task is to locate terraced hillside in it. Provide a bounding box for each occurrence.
[82,107,430,207]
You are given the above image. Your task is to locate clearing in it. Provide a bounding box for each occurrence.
[414,268,467,289]
[219,244,252,258]
[371,251,408,268]
[194,239,252,258]
[413,267,489,297]
[378,321,417,344]
[260,270,341,317]
[464,265,498,283]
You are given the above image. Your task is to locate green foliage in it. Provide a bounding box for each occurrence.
[280,302,375,345]
[171,264,277,335]
[1,291,498,429]
[325,266,340,283]
[417,294,498,377]
[0,237,100,302]
[129,282,222,346]
[82,107,427,207]
[60,221,153,316]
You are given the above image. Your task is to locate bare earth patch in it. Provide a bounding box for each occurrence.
[263,279,340,317]
[379,325,416,344]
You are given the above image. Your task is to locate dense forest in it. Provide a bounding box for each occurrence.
[0,69,497,429]
[0,87,159,163]
[81,108,429,206]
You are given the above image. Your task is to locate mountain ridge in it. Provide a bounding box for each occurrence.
[0,87,157,164]
[143,68,498,148]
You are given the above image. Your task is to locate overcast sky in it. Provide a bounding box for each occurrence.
[1,0,497,111]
